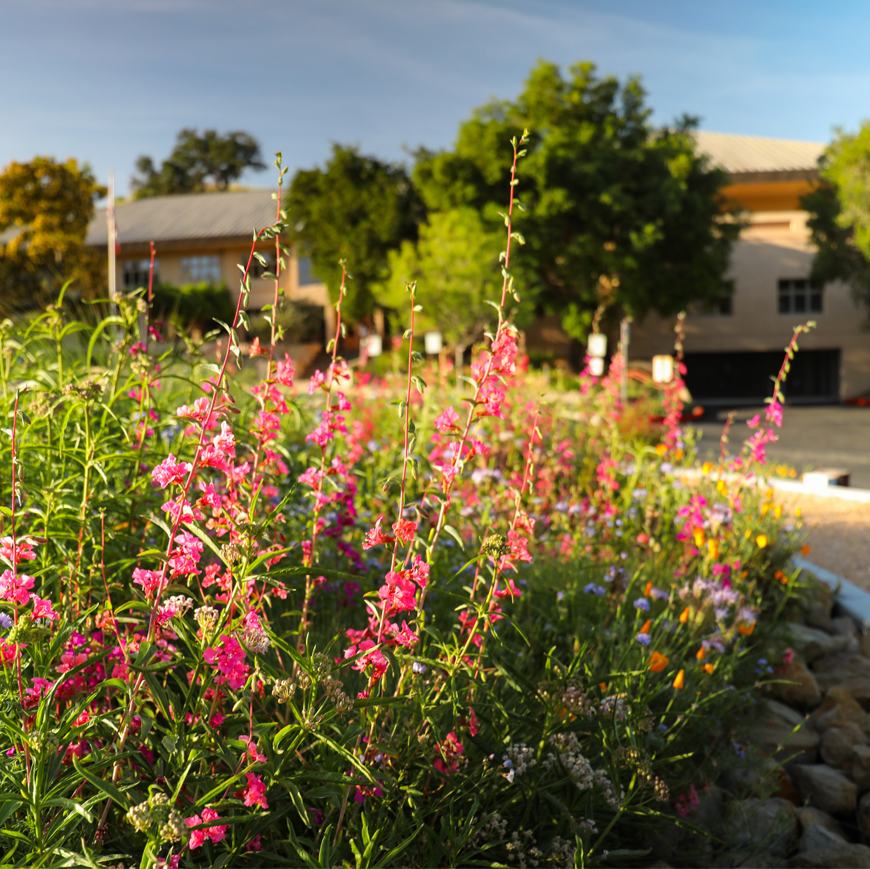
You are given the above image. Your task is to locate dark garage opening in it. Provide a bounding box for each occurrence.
[683,349,840,403]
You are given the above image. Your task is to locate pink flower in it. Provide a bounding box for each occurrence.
[241,773,269,809]
[746,414,761,429]
[363,518,394,551]
[767,399,783,428]
[392,519,417,544]
[377,571,418,615]
[0,536,36,565]
[433,407,460,433]
[30,594,59,621]
[276,353,295,386]
[151,454,192,489]
[186,808,228,849]
[211,421,236,458]
[409,555,429,588]
[0,570,34,605]
[240,735,267,764]
[176,396,211,422]
[203,635,250,690]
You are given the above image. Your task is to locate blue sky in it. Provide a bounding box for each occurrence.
[3,0,870,197]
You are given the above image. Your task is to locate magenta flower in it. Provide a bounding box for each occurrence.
[0,570,34,606]
[30,594,59,621]
[151,454,192,489]
[433,407,460,433]
[241,773,269,809]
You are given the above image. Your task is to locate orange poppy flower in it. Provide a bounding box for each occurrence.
[761,503,770,516]
[599,682,608,692]
[738,621,755,636]
[801,544,811,556]
[679,607,690,623]
[640,619,652,635]
[644,581,652,597]
[673,669,685,689]
[702,663,714,674]
[655,443,668,456]
[649,652,669,673]
[696,647,705,660]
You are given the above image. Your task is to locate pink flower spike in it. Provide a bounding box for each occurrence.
[30,595,59,621]
[241,772,269,809]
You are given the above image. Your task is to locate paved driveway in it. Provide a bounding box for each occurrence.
[692,405,870,489]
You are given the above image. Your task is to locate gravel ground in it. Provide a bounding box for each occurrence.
[779,491,870,590]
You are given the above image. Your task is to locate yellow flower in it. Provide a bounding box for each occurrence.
[795,507,802,517]
[707,539,719,560]
[702,462,713,475]
[774,505,782,519]
[756,534,768,548]
[693,527,706,548]
[744,529,751,539]
[716,479,727,494]
[702,663,715,674]
[761,503,770,516]
[673,669,685,689]
[674,449,684,460]
[655,443,668,456]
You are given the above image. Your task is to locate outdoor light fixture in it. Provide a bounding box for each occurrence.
[588,357,605,376]
[424,331,443,355]
[652,354,674,384]
[365,334,383,357]
[587,332,607,358]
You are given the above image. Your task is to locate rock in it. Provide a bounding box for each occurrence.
[798,806,847,840]
[812,687,868,732]
[770,661,822,708]
[748,719,820,766]
[727,797,798,858]
[763,698,807,728]
[789,623,854,664]
[831,616,860,638]
[857,790,870,839]
[813,654,870,682]
[820,722,867,769]
[859,634,870,660]
[800,823,850,853]
[852,745,870,788]
[789,844,870,867]
[791,764,857,815]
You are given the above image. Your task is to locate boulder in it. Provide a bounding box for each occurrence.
[798,806,847,840]
[762,698,807,728]
[727,797,798,858]
[812,687,868,732]
[820,723,867,770]
[852,745,870,788]
[747,719,820,766]
[770,661,821,708]
[789,844,870,868]
[857,790,870,839]
[788,624,854,664]
[800,823,850,853]
[831,616,860,638]
[791,764,858,815]
[812,653,870,682]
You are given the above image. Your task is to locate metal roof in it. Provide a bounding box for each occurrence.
[85,189,279,246]
[692,131,825,177]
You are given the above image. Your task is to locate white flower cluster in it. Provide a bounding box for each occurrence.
[543,733,623,809]
[503,742,537,780]
[598,693,630,723]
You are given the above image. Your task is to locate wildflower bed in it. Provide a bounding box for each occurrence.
[0,143,811,868]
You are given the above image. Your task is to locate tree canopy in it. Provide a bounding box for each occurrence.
[131,128,266,198]
[286,145,423,323]
[803,123,870,315]
[0,157,105,312]
[375,207,504,365]
[413,61,740,339]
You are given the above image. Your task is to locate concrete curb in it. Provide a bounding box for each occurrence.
[794,556,870,633]
[770,478,870,504]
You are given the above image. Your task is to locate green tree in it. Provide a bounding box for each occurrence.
[0,156,106,312]
[286,145,424,322]
[131,128,266,197]
[803,124,870,314]
[376,207,504,368]
[413,60,740,339]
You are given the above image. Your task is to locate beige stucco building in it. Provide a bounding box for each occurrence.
[86,190,334,339]
[631,132,870,403]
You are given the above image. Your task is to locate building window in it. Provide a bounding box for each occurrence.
[297,256,319,286]
[123,259,159,289]
[778,278,822,314]
[180,255,222,284]
[690,295,733,317]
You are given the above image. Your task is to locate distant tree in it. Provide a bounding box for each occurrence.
[286,145,424,323]
[803,124,870,316]
[0,157,105,312]
[131,128,266,198]
[413,60,740,339]
[376,207,504,368]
